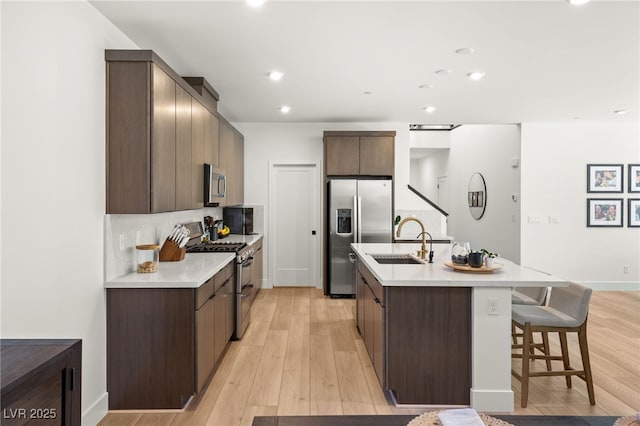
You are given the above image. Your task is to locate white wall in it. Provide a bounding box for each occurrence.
[410,149,450,202]
[236,122,439,287]
[521,123,640,287]
[448,125,522,263]
[1,2,137,424]
[409,130,451,202]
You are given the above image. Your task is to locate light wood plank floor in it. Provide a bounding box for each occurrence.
[99,288,640,426]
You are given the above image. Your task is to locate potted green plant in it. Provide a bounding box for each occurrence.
[481,249,499,268]
[393,215,401,238]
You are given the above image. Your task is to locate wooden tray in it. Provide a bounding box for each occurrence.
[444,261,503,273]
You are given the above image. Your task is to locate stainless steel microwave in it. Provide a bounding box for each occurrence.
[204,164,226,206]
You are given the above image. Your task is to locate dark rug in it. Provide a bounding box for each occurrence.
[252,414,620,426]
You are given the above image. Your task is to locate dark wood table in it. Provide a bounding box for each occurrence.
[1,339,82,426]
[253,415,620,426]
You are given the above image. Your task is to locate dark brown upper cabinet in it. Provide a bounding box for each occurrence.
[190,101,219,210]
[219,118,244,207]
[323,131,395,177]
[106,50,227,214]
[175,85,193,211]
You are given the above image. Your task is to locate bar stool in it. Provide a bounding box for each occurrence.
[511,287,550,367]
[512,286,548,306]
[511,282,595,408]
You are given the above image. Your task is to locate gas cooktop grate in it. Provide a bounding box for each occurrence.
[186,241,247,253]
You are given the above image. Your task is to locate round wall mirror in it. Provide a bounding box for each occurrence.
[468,173,487,220]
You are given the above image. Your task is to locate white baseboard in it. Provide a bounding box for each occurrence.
[578,281,640,291]
[83,392,108,426]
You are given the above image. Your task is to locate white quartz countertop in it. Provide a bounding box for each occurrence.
[351,243,568,288]
[105,234,263,289]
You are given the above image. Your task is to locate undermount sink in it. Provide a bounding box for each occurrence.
[370,254,424,265]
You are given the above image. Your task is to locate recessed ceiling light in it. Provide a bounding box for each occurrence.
[466,71,486,81]
[435,69,452,75]
[363,91,372,95]
[269,70,284,81]
[423,106,437,114]
[279,105,291,114]
[567,0,590,5]
[247,0,266,7]
[418,84,433,89]
[613,109,628,115]
[455,48,475,55]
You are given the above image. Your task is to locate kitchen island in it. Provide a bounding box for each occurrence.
[351,243,568,413]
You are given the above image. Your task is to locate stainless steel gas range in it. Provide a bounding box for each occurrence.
[185,225,255,340]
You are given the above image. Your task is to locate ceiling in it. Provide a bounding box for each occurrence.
[91,0,639,125]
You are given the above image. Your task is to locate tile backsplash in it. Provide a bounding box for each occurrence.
[104,207,222,281]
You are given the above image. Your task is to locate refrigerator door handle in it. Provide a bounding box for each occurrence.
[353,195,359,243]
[357,196,362,243]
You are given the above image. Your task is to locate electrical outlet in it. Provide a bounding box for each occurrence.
[119,234,125,251]
[487,297,499,315]
[548,216,560,224]
[624,265,629,274]
[527,216,541,224]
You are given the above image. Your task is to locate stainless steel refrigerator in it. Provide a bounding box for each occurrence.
[328,179,392,296]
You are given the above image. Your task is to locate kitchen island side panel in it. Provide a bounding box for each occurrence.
[386,286,471,405]
[107,288,195,409]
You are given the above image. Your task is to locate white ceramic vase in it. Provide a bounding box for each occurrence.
[485,257,494,268]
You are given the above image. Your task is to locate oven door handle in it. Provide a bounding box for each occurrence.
[241,259,253,267]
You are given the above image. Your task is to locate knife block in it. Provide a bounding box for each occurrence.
[159,239,186,262]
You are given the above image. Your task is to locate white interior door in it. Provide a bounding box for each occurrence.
[437,176,449,212]
[269,163,318,287]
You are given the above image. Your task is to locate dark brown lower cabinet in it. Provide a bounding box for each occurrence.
[357,262,385,387]
[250,238,263,305]
[1,339,82,426]
[213,291,226,364]
[356,261,471,405]
[222,277,235,343]
[107,261,235,410]
[356,275,366,335]
[196,293,215,392]
[386,286,471,405]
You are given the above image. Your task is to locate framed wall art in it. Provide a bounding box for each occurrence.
[628,199,640,227]
[587,164,623,193]
[629,164,640,193]
[586,198,623,227]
